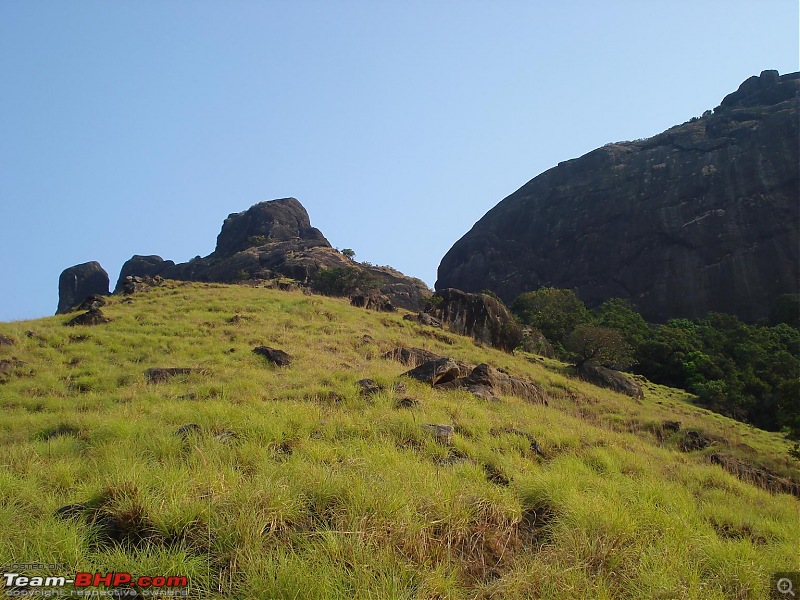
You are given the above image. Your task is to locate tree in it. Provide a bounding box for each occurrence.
[340,248,356,260]
[564,326,633,369]
[594,298,650,350]
[511,287,591,343]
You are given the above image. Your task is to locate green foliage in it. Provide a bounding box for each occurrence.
[312,266,379,297]
[340,248,356,259]
[593,298,650,350]
[511,287,591,344]
[564,325,633,368]
[770,294,800,329]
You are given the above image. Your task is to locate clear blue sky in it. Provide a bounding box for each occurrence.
[1,1,797,322]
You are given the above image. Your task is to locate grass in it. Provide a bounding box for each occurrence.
[0,280,798,599]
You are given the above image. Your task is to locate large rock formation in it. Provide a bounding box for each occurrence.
[57,261,109,315]
[115,198,430,310]
[425,288,522,351]
[436,70,800,323]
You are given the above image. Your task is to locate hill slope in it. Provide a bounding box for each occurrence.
[1,282,798,599]
[436,70,800,322]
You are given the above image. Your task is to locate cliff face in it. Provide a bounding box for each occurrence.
[436,70,800,323]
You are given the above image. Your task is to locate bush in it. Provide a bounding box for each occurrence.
[312,267,378,297]
[511,287,591,343]
[564,326,633,369]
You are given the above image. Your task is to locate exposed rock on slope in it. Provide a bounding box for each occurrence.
[436,70,800,322]
[57,262,109,315]
[115,198,430,310]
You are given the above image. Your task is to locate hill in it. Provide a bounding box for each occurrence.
[436,70,800,323]
[1,281,798,598]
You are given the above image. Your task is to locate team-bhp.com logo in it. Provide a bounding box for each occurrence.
[2,571,188,597]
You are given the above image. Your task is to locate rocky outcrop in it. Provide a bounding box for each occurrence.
[436,71,800,323]
[425,288,522,351]
[115,198,430,311]
[57,262,109,315]
[575,363,643,399]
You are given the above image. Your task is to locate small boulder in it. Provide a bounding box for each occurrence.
[65,308,111,326]
[0,335,15,346]
[175,423,202,438]
[679,430,713,452]
[382,347,444,367]
[404,358,467,386]
[403,312,443,328]
[253,346,292,366]
[76,295,106,311]
[145,367,199,383]
[421,424,454,445]
[440,363,549,405]
[575,363,643,398]
[351,291,395,312]
[57,261,109,315]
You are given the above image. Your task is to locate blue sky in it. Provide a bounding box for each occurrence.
[1,1,797,322]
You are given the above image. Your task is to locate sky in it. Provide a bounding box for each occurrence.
[1,1,798,322]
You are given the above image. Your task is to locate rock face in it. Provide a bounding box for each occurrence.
[436,71,800,323]
[426,288,522,351]
[57,262,109,315]
[115,198,430,311]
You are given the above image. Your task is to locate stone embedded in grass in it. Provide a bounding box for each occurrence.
[253,346,292,366]
[421,424,454,445]
[76,294,106,311]
[175,423,202,438]
[65,308,111,327]
[662,420,681,432]
[679,430,714,452]
[356,378,383,397]
[710,453,800,498]
[489,427,545,457]
[402,312,443,328]
[395,397,419,409]
[0,358,24,374]
[574,363,643,399]
[382,347,444,367]
[350,291,396,312]
[145,367,199,383]
[0,335,15,346]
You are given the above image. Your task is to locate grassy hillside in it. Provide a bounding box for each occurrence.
[0,281,798,599]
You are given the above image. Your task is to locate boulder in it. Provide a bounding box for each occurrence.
[436,71,800,323]
[383,347,444,367]
[403,358,466,386]
[57,261,109,315]
[421,424,454,445]
[76,295,106,311]
[439,363,549,405]
[403,312,443,328]
[145,367,200,383]
[575,363,644,398]
[0,335,15,346]
[710,453,800,498]
[114,255,174,292]
[519,327,555,358]
[425,288,522,351]
[65,308,111,326]
[350,291,395,312]
[253,346,292,367]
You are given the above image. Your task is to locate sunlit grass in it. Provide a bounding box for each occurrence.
[0,281,797,599]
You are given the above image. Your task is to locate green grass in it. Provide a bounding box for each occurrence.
[0,281,798,599]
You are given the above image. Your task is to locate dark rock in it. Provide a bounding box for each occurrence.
[395,397,419,409]
[76,294,106,311]
[483,464,510,486]
[403,358,468,386]
[212,198,329,258]
[145,367,199,383]
[113,198,431,311]
[440,363,549,405]
[57,261,109,315]
[519,327,555,358]
[425,288,522,351]
[421,424,454,445]
[0,335,15,346]
[0,358,24,374]
[114,255,174,292]
[403,312,443,328]
[679,430,713,452]
[662,420,681,432]
[121,275,163,295]
[575,363,643,398]
[383,347,444,367]
[54,502,88,520]
[710,453,800,498]
[356,379,383,397]
[65,308,111,326]
[253,346,292,367]
[175,424,202,438]
[436,71,800,323]
[350,291,395,312]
